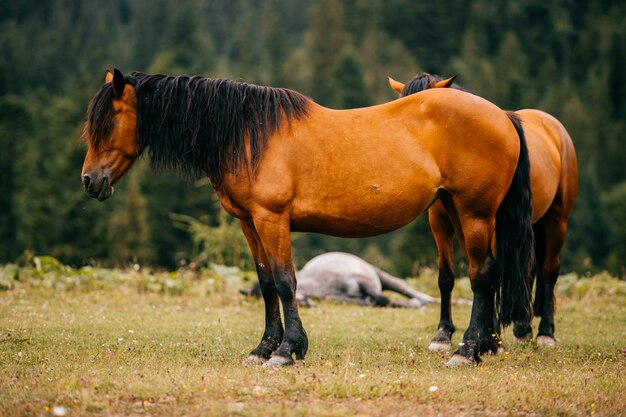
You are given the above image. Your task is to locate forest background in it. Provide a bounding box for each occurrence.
[1,0,625,278]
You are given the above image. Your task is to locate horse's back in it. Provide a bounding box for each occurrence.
[301,89,519,205]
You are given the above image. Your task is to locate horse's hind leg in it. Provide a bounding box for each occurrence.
[239,221,284,365]
[428,202,459,351]
[252,213,308,367]
[446,217,500,366]
[535,216,568,347]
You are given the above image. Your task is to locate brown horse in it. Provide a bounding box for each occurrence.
[81,69,534,366]
[388,73,578,350]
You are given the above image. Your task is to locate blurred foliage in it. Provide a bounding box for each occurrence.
[556,271,626,299]
[2,255,624,302]
[171,209,254,271]
[0,253,253,296]
[0,0,624,277]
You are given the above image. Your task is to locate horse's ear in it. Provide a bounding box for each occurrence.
[433,75,457,88]
[105,69,113,84]
[388,76,405,94]
[111,68,125,96]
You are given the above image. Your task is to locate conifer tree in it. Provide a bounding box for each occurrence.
[305,0,351,106]
[0,97,31,261]
[332,50,371,108]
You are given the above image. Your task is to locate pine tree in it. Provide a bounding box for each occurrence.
[493,31,529,109]
[148,0,214,75]
[449,24,496,99]
[305,0,351,106]
[332,50,371,108]
[0,97,31,261]
[602,181,626,278]
[561,166,613,273]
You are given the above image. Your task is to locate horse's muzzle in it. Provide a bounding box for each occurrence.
[82,173,114,201]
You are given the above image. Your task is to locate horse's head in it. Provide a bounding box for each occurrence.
[387,73,457,97]
[81,69,138,201]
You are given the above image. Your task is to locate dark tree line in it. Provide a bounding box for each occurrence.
[0,0,624,277]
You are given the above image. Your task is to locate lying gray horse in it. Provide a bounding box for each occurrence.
[241,252,436,308]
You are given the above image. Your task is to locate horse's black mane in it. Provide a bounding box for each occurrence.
[86,72,310,185]
[401,73,466,97]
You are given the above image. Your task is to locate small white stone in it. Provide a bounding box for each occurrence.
[52,406,68,416]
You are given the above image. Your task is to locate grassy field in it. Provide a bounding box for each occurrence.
[1,261,625,416]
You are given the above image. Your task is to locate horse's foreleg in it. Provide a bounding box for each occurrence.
[253,214,308,367]
[428,204,457,351]
[240,221,284,365]
[446,217,500,366]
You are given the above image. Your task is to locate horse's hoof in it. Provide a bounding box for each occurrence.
[445,354,474,367]
[243,354,267,366]
[428,340,451,352]
[512,331,533,344]
[263,355,294,368]
[536,335,556,347]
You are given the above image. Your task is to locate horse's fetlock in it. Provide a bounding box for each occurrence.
[438,320,455,335]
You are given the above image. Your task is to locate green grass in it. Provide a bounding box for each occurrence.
[1,265,625,416]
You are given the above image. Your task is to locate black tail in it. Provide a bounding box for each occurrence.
[494,112,534,327]
[532,219,547,317]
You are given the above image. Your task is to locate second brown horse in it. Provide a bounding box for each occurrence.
[389,73,578,350]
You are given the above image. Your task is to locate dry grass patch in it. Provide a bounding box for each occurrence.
[1,268,625,416]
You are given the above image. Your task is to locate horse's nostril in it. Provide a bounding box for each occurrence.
[82,174,91,190]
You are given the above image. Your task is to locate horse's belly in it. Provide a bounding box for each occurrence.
[248,107,443,236]
[290,190,432,237]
